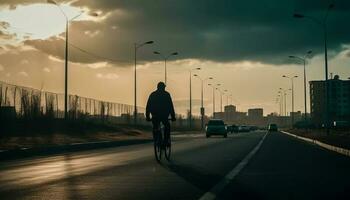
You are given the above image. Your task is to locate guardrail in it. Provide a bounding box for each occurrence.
[281,131,350,157]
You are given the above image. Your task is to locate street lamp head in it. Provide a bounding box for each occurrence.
[153,51,160,55]
[307,50,312,54]
[171,52,178,56]
[47,0,57,5]
[145,41,154,44]
[289,55,296,58]
[293,13,304,18]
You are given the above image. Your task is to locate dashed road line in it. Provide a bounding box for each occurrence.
[198,132,268,200]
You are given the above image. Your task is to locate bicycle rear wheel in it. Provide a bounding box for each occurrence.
[164,134,171,161]
[153,130,162,162]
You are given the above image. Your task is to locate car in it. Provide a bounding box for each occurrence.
[226,124,237,133]
[230,124,239,133]
[267,124,278,132]
[249,126,258,131]
[238,125,250,132]
[206,119,227,138]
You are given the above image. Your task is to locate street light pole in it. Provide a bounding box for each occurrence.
[189,68,201,129]
[283,75,298,126]
[194,75,213,130]
[134,41,154,124]
[48,0,89,120]
[294,3,334,133]
[153,51,178,85]
[208,84,215,118]
[289,50,312,122]
[216,88,223,112]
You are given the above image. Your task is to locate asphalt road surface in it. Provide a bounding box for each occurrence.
[1,131,350,200]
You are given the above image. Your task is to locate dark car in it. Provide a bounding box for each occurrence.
[206,119,227,138]
[238,125,250,132]
[267,124,278,132]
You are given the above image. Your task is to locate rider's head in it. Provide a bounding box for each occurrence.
[157,82,166,91]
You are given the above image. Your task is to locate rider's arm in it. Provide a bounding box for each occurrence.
[146,94,152,119]
[168,94,176,120]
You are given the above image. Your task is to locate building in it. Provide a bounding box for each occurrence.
[214,105,246,124]
[248,108,263,118]
[225,105,236,113]
[310,75,350,126]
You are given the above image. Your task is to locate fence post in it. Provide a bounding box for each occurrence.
[4,86,8,106]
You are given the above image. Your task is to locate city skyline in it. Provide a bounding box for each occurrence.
[0,0,350,116]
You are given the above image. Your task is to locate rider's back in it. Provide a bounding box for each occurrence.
[146,90,175,120]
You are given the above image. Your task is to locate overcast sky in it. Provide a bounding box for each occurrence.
[0,0,349,116]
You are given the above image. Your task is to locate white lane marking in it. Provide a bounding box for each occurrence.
[198,133,268,200]
[281,131,350,157]
[172,134,204,138]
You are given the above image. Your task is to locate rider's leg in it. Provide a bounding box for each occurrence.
[152,119,160,137]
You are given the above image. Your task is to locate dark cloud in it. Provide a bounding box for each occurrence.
[4,0,350,65]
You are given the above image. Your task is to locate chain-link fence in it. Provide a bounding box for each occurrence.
[0,81,144,121]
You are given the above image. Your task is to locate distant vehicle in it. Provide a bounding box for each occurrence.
[206,119,227,138]
[232,125,239,133]
[227,124,238,133]
[333,121,350,130]
[267,124,278,132]
[226,125,233,133]
[249,126,258,131]
[238,125,250,132]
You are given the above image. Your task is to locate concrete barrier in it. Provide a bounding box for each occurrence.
[281,131,350,157]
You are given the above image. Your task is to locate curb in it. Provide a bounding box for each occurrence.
[281,131,350,157]
[0,139,152,161]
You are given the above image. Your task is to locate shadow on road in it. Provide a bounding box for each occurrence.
[162,161,221,191]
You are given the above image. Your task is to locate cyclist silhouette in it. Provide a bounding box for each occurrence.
[146,82,176,138]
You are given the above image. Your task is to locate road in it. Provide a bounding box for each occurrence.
[0,131,350,200]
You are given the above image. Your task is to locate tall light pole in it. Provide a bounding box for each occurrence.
[294,3,334,133]
[216,88,224,112]
[153,51,178,85]
[277,94,282,116]
[208,83,216,118]
[279,88,290,116]
[134,40,154,124]
[214,84,222,112]
[189,67,201,128]
[283,75,298,126]
[289,50,312,122]
[224,90,228,106]
[48,0,88,119]
[194,74,213,130]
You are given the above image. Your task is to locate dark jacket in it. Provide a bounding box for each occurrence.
[146,89,175,120]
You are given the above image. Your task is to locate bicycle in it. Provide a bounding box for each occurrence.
[153,120,171,162]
